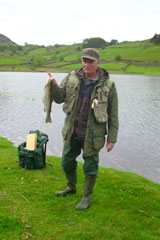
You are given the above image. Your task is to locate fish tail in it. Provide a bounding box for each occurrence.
[45,116,52,123]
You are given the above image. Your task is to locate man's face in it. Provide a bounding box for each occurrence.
[82,58,99,76]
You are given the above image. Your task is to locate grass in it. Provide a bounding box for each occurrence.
[63,53,81,61]
[125,65,160,75]
[27,48,49,57]
[99,62,126,71]
[46,61,66,67]
[0,136,160,240]
[61,63,82,69]
[99,46,160,61]
[0,56,29,64]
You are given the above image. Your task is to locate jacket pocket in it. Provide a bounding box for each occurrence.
[62,128,68,141]
[63,98,75,114]
[93,87,109,123]
[94,102,108,123]
[93,133,105,151]
[63,85,78,114]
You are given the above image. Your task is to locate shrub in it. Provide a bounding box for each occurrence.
[115,55,122,61]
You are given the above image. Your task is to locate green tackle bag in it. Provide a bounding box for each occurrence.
[18,130,48,170]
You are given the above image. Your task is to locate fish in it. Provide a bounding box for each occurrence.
[43,80,53,123]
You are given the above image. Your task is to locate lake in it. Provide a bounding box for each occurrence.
[0,72,160,183]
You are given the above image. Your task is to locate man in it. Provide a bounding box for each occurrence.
[47,48,119,210]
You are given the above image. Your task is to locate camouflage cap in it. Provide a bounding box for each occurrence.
[81,48,99,61]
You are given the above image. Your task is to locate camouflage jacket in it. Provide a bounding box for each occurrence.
[52,67,119,156]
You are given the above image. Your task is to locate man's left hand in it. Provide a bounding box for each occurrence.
[106,142,115,152]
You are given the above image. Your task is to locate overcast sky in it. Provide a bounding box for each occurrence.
[0,0,160,46]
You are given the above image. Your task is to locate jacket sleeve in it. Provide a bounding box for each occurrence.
[107,82,119,143]
[52,73,70,104]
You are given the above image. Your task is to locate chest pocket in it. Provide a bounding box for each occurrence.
[93,86,109,123]
[63,82,79,114]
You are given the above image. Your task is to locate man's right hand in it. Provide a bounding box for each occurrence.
[47,72,57,86]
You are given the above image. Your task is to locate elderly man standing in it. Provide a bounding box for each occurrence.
[47,48,119,210]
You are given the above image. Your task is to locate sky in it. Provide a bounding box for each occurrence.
[0,0,160,46]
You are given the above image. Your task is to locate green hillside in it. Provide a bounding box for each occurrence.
[0,39,160,75]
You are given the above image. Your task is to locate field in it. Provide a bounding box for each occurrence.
[0,137,160,240]
[0,40,160,75]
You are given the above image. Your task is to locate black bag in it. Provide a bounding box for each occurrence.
[18,130,48,170]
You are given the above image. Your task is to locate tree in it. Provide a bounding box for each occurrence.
[109,39,119,46]
[58,54,64,61]
[82,37,107,48]
[32,56,45,67]
[150,33,160,44]
[115,55,121,61]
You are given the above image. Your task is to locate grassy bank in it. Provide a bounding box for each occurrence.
[0,137,160,240]
[1,64,160,76]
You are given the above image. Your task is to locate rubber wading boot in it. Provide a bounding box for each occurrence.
[75,175,97,210]
[55,170,77,196]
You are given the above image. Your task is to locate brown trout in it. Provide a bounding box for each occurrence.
[43,80,53,123]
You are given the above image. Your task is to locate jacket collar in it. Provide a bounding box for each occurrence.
[75,67,109,81]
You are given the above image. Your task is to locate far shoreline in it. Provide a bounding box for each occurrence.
[0,67,160,77]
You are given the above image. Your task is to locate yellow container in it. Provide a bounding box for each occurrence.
[26,133,37,151]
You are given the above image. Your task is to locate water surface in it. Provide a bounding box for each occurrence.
[0,72,160,183]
